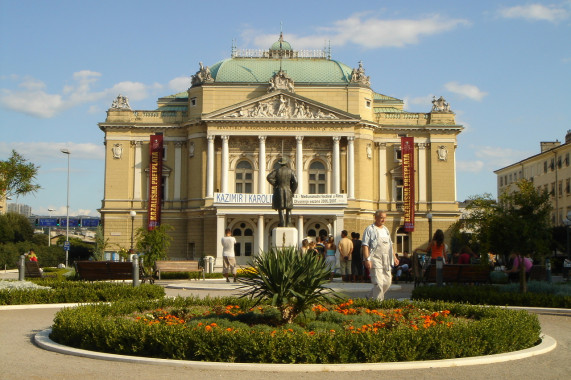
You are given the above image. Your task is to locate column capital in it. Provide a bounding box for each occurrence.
[347,136,355,142]
[130,140,143,146]
[207,135,215,142]
[259,136,267,143]
[332,136,341,143]
[418,143,428,149]
[221,135,229,141]
[174,141,185,148]
[296,136,304,142]
[375,142,387,148]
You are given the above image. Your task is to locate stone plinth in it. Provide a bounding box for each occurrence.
[271,227,298,249]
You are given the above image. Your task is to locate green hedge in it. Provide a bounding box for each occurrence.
[412,282,571,308]
[50,297,541,363]
[0,278,165,305]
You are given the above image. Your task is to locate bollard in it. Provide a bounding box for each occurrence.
[19,255,26,281]
[131,254,140,287]
[545,258,552,283]
[436,257,443,287]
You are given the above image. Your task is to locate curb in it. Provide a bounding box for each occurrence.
[35,329,556,372]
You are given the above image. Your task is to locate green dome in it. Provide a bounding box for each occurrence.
[271,39,292,51]
[209,58,352,84]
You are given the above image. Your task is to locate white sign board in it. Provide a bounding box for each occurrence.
[214,193,347,206]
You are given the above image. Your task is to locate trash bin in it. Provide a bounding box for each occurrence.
[204,256,215,273]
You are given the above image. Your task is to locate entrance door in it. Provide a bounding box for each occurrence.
[232,223,254,257]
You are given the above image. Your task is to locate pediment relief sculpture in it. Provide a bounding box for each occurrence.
[222,95,340,120]
[191,62,214,86]
[268,69,295,93]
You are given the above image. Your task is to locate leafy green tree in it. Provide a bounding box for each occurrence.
[135,224,174,272]
[466,180,552,293]
[239,247,339,324]
[92,226,109,261]
[0,212,33,243]
[0,150,40,202]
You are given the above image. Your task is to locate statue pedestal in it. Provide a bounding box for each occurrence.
[271,227,298,249]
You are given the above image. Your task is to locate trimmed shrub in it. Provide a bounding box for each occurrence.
[50,297,541,364]
[412,282,571,308]
[0,278,165,305]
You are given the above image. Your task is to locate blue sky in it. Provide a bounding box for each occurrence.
[1,0,570,217]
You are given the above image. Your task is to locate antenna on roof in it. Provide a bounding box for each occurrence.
[231,39,236,58]
[327,40,331,60]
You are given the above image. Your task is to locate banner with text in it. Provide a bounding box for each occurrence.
[214,193,347,206]
[147,134,163,230]
[401,137,415,232]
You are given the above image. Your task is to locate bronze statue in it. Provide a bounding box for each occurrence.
[267,158,298,227]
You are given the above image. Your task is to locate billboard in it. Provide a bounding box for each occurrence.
[401,137,415,232]
[147,134,163,230]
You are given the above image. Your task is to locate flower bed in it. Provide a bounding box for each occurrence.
[50,297,541,364]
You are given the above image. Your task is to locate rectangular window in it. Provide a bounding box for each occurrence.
[544,161,548,173]
[566,153,569,166]
[559,181,563,197]
[395,178,404,202]
[190,97,197,106]
[500,177,503,187]
[394,146,402,162]
[566,179,570,194]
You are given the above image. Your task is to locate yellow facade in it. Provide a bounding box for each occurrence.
[495,133,571,225]
[99,38,462,265]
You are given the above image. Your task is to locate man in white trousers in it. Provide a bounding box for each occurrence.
[362,210,399,300]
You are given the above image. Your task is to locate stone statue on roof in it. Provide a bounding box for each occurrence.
[268,69,295,93]
[191,61,214,86]
[431,96,452,113]
[111,94,131,110]
[350,61,371,86]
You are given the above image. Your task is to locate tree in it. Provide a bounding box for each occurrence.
[92,226,109,261]
[135,224,174,272]
[0,212,33,243]
[467,180,552,292]
[0,150,41,201]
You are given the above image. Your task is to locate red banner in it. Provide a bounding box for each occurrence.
[147,134,163,230]
[401,137,415,232]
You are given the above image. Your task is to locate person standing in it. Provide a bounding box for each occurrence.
[351,232,363,282]
[325,236,337,280]
[338,230,353,282]
[428,229,447,263]
[362,211,398,300]
[221,228,237,283]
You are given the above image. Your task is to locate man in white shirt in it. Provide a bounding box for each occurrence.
[361,211,399,300]
[221,228,237,282]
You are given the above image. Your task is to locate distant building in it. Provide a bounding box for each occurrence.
[99,34,463,265]
[7,203,33,217]
[494,131,571,225]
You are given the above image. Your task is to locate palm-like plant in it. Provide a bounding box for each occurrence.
[239,246,340,324]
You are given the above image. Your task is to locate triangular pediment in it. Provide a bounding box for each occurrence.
[202,91,359,121]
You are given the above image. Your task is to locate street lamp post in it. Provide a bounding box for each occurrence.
[48,208,55,247]
[130,210,137,251]
[426,212,433,244]
[61,149,70,267]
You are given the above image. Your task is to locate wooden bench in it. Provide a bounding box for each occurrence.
[423,264,491,285]
[154,260,204,280]
[24,261,56,278]
[75,261,134,281]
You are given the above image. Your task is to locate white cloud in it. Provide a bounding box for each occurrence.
[403,95,434,111]
[0,71,154,118]
[497,3,569,23]
[168,76,191,93]
[243,13,470,50]
[444,82,488,101]
[457,160,484,173]
[0,141,104,162]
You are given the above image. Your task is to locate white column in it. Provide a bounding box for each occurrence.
[216,214,226,261]
[206,136,215,197]
[221,135,229,193]
[378,142,387,202]
[418,143,427,204]
[133,141,142,200]
[332,136,340,194]
[258,136,266,194]
[296,136,304,194]
[347,136,355,199]
[174,142,182,200]
[257,214,265,255]
[297,215,304,247]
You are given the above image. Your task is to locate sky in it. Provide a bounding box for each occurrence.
[1,0,570,217]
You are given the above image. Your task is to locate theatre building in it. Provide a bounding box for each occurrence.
[99,35,463,266]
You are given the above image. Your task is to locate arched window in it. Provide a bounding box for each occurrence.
[235,160,253,194]
[308,161,326,194]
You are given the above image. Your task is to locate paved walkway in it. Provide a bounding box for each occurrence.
[1,273,570,379]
